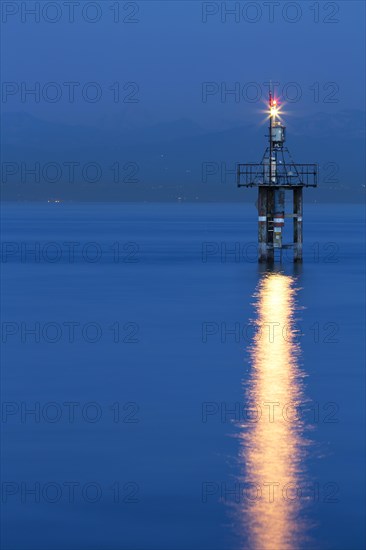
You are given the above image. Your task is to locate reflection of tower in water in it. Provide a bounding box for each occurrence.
[239,273,309,550]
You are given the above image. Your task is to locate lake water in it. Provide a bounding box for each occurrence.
[1,202,365,550]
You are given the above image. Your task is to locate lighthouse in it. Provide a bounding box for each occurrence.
[237,91,318,262]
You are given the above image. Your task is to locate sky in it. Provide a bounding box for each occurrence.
[1,0,365,130]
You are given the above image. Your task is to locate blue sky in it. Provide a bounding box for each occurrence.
[1,0,365,129]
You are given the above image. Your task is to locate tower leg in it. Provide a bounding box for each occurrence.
[273,188,285,252]
[258,187,268,262]
[293,188,303,262]
[267,188,275,262]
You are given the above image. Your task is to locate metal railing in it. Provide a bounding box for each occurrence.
[237,163,318,188]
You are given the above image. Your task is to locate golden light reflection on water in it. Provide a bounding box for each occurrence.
[240,272,308,550]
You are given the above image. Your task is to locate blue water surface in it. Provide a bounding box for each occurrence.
[0,202,365,550]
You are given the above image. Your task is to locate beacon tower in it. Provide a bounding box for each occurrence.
[237,92,317,262]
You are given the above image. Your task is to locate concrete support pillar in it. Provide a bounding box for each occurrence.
[273,188,285,250]
[267,188,275,262]
[293,187,303,262]
[258,187,268,262]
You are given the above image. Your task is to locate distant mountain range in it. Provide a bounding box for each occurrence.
[1,110,364,202]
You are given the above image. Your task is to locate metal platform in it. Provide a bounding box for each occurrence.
[237,162,318,188]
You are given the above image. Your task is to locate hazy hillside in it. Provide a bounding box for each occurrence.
[1,110,365,202]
